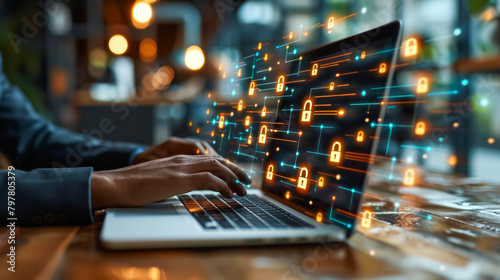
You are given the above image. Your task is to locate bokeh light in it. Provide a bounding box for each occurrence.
[185,45,205,70]
[108,35,128,55]
[132,1,153,29]
[139,38,157,62]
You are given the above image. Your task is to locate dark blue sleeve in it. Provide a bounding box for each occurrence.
[0,54,141,171]
[0,168,94,226]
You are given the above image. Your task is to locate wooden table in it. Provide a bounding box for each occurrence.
[2,169,500,279]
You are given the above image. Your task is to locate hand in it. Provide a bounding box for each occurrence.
[91,155,251,209]
[133,137,218,164]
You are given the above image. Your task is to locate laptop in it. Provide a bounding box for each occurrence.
[101,21,402,249]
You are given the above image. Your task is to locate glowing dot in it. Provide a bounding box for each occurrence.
[336,174,341,180]
[338,109,344,116]
[309,200,313,205]
[108,35,128,55]
[361,7,367,14]
[139,38,157,62]
[361,90,366,96]
[269,67,272,71]
[378,118,382,122]
[355,56,359,61]
[298,131,303,136]
[276,147,280,151]
[448,155,457,166]
[365,118,369,122]
[189,121,192,126]
[266,152,269,156]
[440,265,445,272]
[336,73,340,77]
[454,28,461,36]
[230,112,234,117]
[304,32,308,36]
[461,79,469,86]
[132,2,153,28]
[332,196,336,200]
[488,138,495,144]
[206,109,210,115]
[423,154,428,159]
[480,98,489,107]
[369,250,375,256]
[185,45,205,70]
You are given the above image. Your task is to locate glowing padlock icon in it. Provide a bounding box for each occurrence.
[416,77,429,94]
[329,82,335,91]
[238,100,243,111]
[266,164,274,180]
[301,100,313,122]
[318,177,325,187]
[330,141,341,163]
[237,69,242,77]
[218,116,225,129]
[276,75,285,93]
[327,17,334,29]
[245,116,250,127]
[316,212,323,223]
[297,167,308,190]
[249,81,255,96]
[311,63,319,76]
[379,63,387,74]
[403,168,415,186]
[261,106,267,117]
[415,121,426,135]
[258,125,267,144]
[357,131,364,142]
[404,38,418,57]
[361,210,372,229]
[360,51,366,59]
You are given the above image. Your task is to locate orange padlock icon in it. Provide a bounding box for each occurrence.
[258,125,267,144]
[245,116,250,127]
[238,100,243,111]
[361,210,372,228]
[327,17,334,29]
[330,141,341,163]
[247,134,252,145]
[357,131,364,142]
[297,167,308,190]
[237,68,242,77]
[415,121,426,135]
[316,212,323,223]
[261,106,267,117]
[248,81,255,96]
[218,116,225,129]
[404,38,418,57]
[266,164,274,180]
[416,77,429,94]
[311,63,319,76]
[360,51,366,59]
[318,176,325,187]
[329,82,335,91]
[403,168,415,186]
[276,75,285,93]
[379,63,387,74]
[301,100,313,122]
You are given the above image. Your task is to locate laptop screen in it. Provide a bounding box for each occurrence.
[259,21,401,236]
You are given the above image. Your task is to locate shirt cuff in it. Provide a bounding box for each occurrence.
[128,147,146,165]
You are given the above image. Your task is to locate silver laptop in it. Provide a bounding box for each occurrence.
[101,21,402,249]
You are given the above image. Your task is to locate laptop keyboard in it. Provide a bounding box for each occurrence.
[178,194,314,230]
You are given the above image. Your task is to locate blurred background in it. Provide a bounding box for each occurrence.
[1,0,499,182]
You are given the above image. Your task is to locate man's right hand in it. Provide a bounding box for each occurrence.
[90,155,251,209]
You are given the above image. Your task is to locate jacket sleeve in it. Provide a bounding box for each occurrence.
[0,167,94,226]
[0,55,141,171]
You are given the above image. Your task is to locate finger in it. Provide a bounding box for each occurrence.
[189,172,234,198]
[209,160,247,196]
[199,141,218,156]
[191,141,207,155]
[217,158,252,185]
[184,158,247,196]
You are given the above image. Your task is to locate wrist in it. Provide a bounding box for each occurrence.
[91,171,117,210]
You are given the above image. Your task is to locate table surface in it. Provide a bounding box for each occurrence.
[2,166,500,280]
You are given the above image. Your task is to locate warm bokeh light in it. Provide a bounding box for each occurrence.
[140,38,157,62]
[184,45,205,70]
[488,137,495,144]
[108,35,128,55]
[132,1,153,29]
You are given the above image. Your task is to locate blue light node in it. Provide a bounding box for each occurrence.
[296,152,299,156]
[245,129,249,132]
[461,79,468,86]
[286,87,289,91]
[427,215,432,220]
[392,157,397,162]
[212,119,216,125]
[361,7,367,14]
[426,146,432,152]
[235,65,239,69]
[438,137,443,142]
[293,165,297,169]
[292,88,295,92]
[281,162,284,166]
[454,28,461,36]
[231,78,234,83]
[236,179,239,183]
[389,123,393,128]
[263,76,267,81]
[290,108,294,112]
[256,52,259,56]
[480,98,489,107]
[237,152,240,155]
[347,224,352,228]
[320,124,324,129]
[252,65,255,69]
[388,175,393,180]
[361,90,366,96]
[371,122,375,127]
[225,121,228,125]
[213,102,217,107]
[355,56,359,61]
[293,49,297,54]
[232,90,236,96]
[213,140,216,144]
[351,188,355,193]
